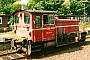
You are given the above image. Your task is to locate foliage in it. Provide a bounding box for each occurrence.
[34,1,45,10]
[62,0,70,9]
[70,0,84,15]
[27,0,63,11]
[4,3,21,24]
[10,4,21,24]
[27,0,36,9]
[57,6,72,15]
[0,0,16,13]
[0,0,90,24]
[87,6,90,15]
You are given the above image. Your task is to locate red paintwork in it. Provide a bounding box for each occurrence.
[42,25,56,41]
[13,10,56,43]
[13,10,79,43]
[32,14,42,42]
[55,19,79,34]
[14,11,32,39]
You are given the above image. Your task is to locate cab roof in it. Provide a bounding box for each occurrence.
[13,10,56,15]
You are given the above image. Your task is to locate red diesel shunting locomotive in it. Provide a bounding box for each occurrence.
[12,10,87,55]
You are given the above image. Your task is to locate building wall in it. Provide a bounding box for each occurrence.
[0,16,8,27]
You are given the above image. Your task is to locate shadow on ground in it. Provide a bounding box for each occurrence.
[27,40,90,59]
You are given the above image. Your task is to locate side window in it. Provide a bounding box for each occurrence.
[35,16,40,29]
[48,14,54,24]
[43,14,54,24]
[0,17,2,24]
[15,14,19,24]
[43,15,48,24]
[24,13,30,24]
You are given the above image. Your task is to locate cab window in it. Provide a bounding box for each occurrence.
[24,13,30,24]
[43,14,54,24]
[15,14,19,24]
[48,14,54,24]
[35,16,41,29]
[43,15,48,24]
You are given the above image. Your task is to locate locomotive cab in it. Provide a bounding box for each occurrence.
[13,10,57,55]
[14,10,56,42]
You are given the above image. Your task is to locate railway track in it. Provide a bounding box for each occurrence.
[30,42,80,58]
[0,35,89,60]
[0,50,26,60]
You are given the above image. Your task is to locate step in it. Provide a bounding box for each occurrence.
[32,49,42,52]
[32,45,42,48]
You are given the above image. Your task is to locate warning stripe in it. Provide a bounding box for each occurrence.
[16,25,78,31]
[56,25,79,28]
[16,27,56,31]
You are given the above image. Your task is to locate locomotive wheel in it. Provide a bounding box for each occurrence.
[26,40,31,55]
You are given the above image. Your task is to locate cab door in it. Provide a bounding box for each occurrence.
[42,14,56,41]
[34,14,42,42]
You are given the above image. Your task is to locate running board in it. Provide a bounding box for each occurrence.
[57,42,77,47]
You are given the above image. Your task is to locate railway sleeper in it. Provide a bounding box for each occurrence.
[0,54,26,60]
[0,50,26,60]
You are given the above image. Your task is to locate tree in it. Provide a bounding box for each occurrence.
[87,5,90,15]
[27,0,63,11]
[62,0,70,9]
[34,1,45,10]
[3,1,22,24]
[9,4,21,24]
[0,0,16,13]
[57,0,71,15]
[85,1,90,15]
[0,0,90,24]
[57,6,72,15]
[70,0,84,15]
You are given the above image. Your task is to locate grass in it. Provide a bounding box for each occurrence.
[79,21,90,29]
[6,31,15,35]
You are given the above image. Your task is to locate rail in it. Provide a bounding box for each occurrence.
[0,50,26,60]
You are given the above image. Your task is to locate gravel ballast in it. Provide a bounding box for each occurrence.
[29,38,90,60]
